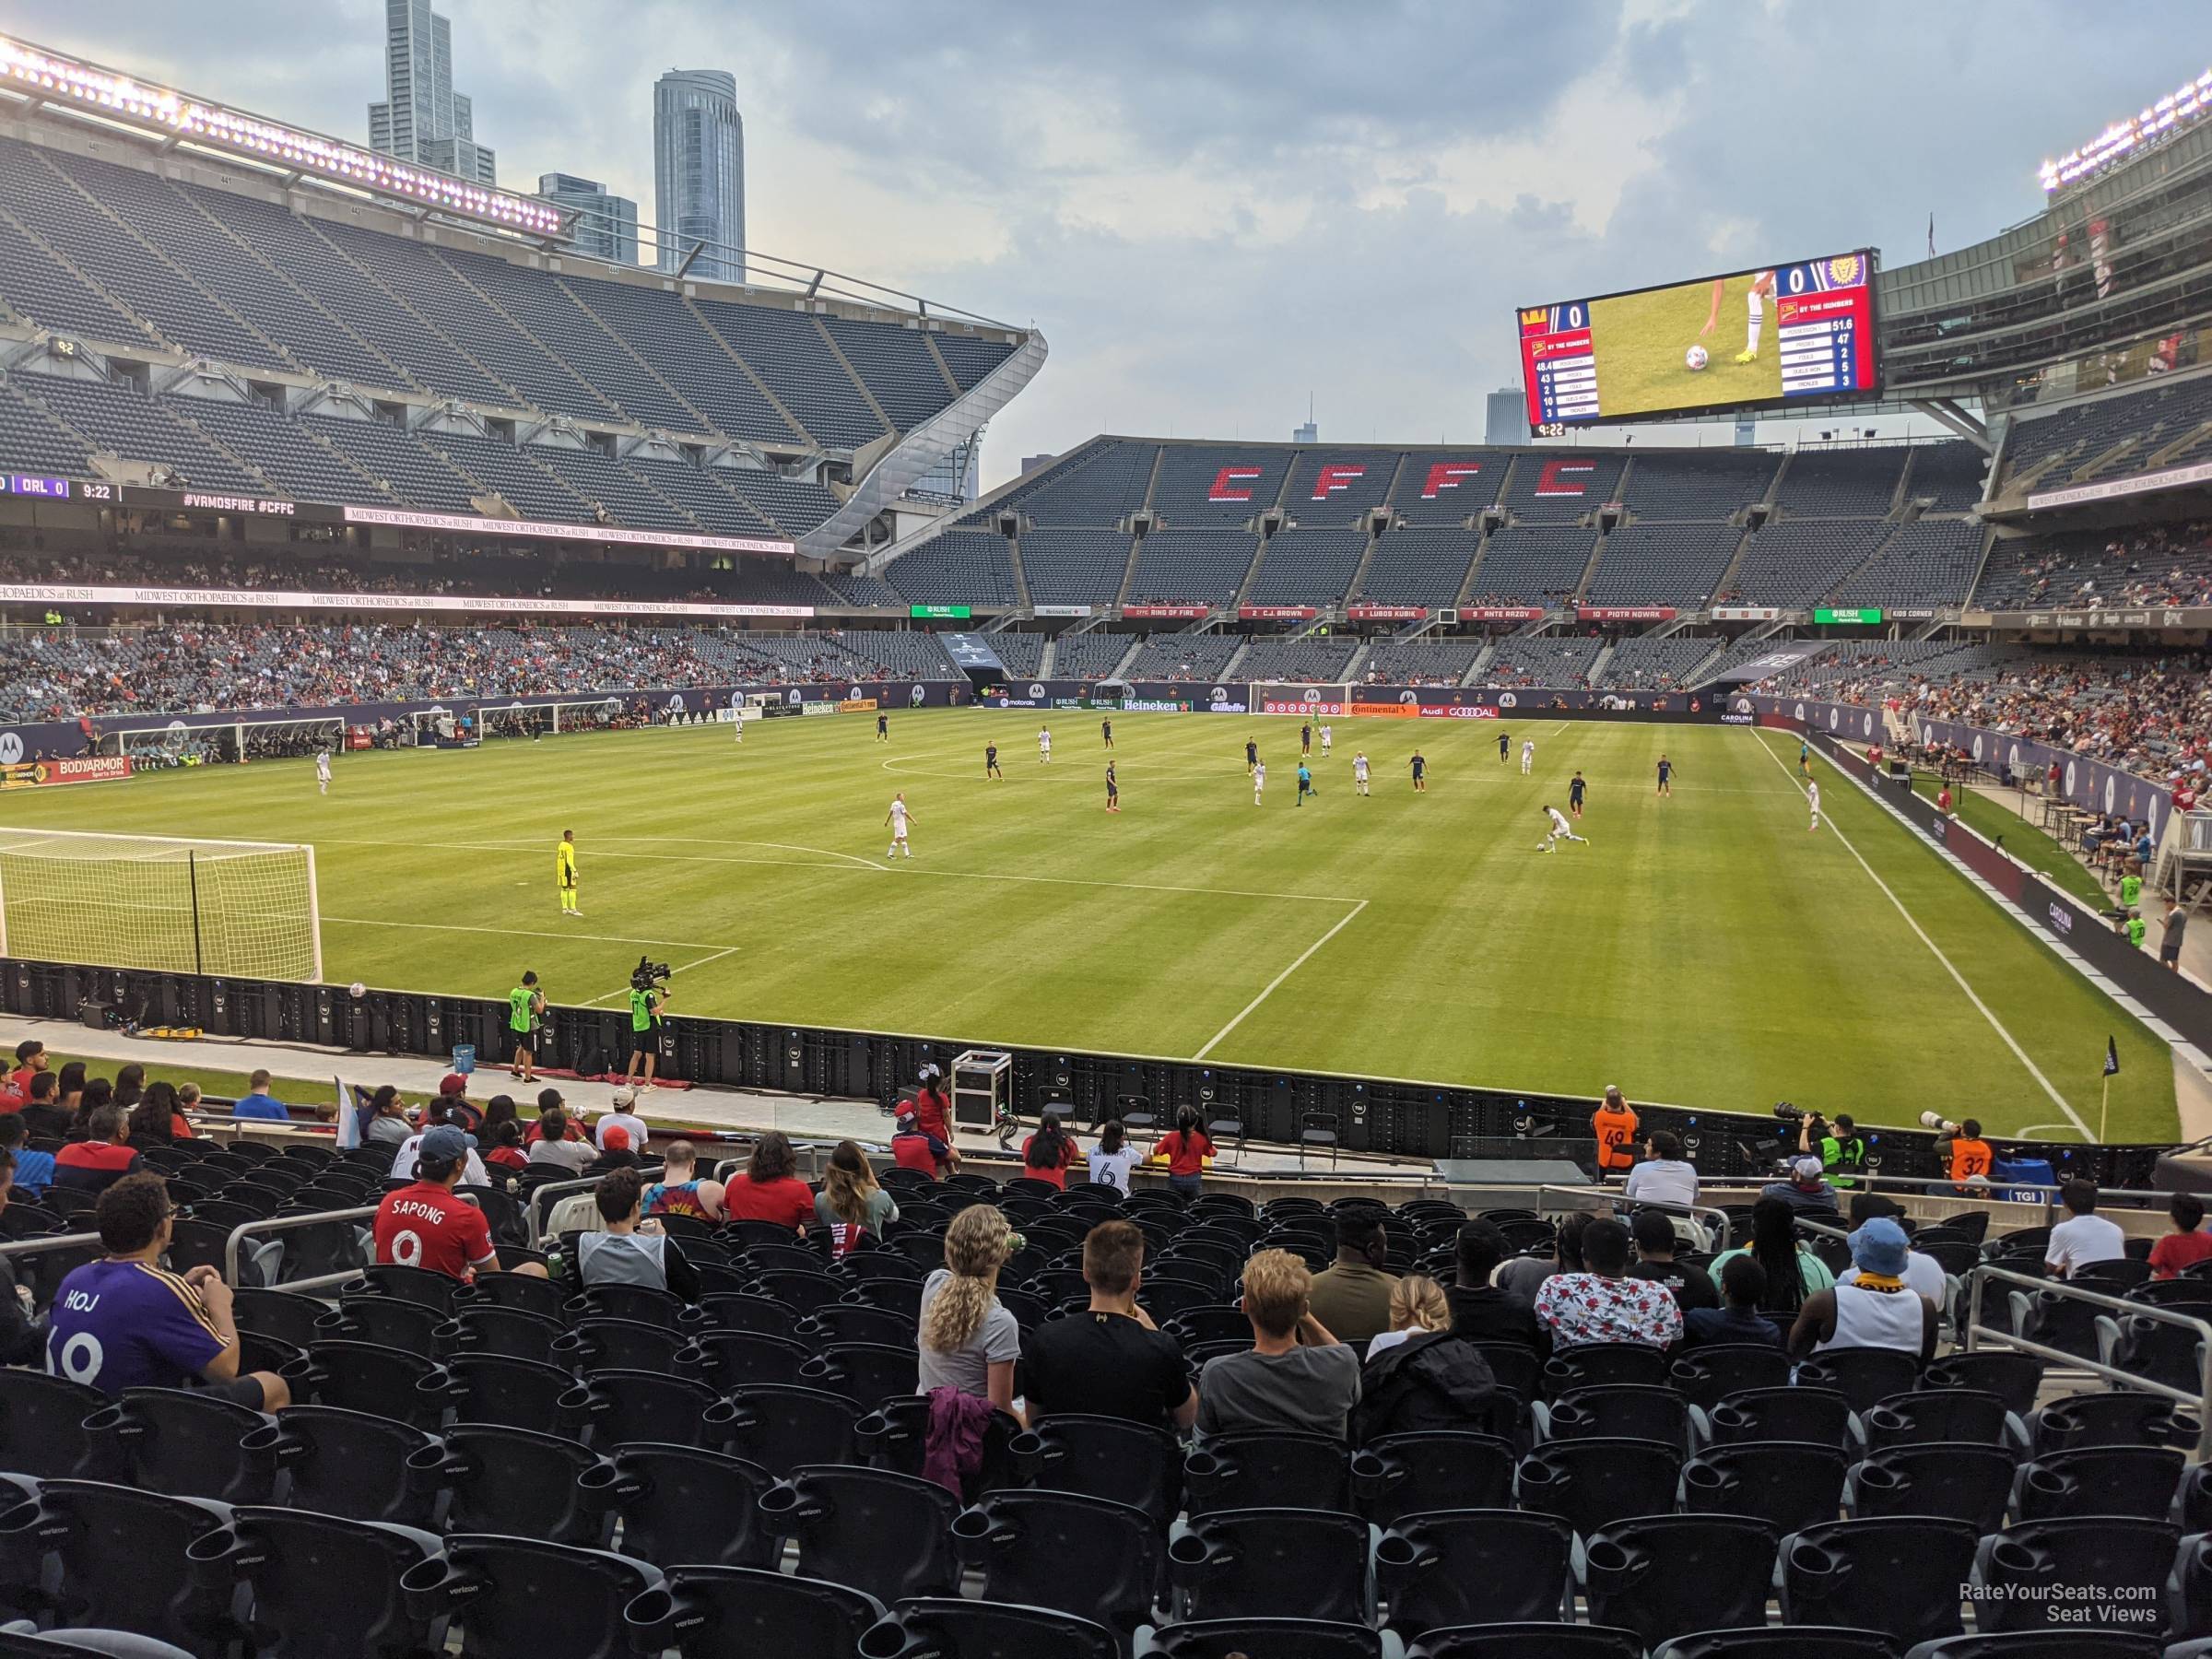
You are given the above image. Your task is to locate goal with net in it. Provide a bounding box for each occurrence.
[0,829,323,982]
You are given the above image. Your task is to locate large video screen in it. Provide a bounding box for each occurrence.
[1518,251,1879,432]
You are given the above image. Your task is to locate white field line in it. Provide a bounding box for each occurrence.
[1194,900,1370,1062]
[1752,735,2093,1139]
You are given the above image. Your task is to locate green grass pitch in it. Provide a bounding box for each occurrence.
[1589,272,1785,418]
[0,711,2176,1141]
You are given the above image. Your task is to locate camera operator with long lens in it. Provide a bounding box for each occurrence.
[620,958,671,1094]
[1794,1109,1866,1192]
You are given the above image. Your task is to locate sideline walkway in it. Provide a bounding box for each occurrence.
[20,1016,1409,1176]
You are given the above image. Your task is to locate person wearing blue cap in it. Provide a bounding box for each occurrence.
[1785,1216,1936,1363]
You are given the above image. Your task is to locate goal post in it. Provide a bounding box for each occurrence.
[0,829,324,982]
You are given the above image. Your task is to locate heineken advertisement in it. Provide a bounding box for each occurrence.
[909,604,973,620]
[1812,606,1883,625]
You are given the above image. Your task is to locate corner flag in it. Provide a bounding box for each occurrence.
[2104,1036,2121,1077]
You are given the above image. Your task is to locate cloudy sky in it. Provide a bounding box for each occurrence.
[10,1,2203,482]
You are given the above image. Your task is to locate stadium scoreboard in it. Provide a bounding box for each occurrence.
[1518,250,1879,432]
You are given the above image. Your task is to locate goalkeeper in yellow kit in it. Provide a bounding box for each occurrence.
[557,829,581,917]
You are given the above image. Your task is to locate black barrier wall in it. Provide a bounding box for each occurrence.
[6,958,2168,1188]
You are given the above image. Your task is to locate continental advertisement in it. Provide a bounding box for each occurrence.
[0,755,134,789]
[838,698,880,713]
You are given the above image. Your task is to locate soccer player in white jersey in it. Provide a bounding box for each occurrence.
[1319,724,1333,757]
[314,747,332,794]
[1538,804,1588,852]
[1807,780,1821,832]
[885,793,916,858]
[1253,759,1266,806]
[733,706,744,744]
[1038,726,1052,765]
[1699,269,1776,364]
[1521,737,1535,775]
[1353,751,1371,796]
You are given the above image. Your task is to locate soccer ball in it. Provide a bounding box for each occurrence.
[1685,345,1710,371]
[347,981,367,999]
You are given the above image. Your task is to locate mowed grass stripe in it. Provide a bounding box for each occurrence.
[0,709,2173,1138]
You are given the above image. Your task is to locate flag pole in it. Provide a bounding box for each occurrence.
[2100,1072,2110,1146]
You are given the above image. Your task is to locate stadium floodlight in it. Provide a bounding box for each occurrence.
[2040,68,2212,194]
[0,32,568,239]
[0,828,323,982]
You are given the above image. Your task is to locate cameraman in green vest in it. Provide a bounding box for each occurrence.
[507,971,545,1086]
[620,960,670,1093]
[1799,1110,1866,1191]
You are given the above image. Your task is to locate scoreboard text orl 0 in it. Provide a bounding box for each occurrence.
[1518,250,1880,431]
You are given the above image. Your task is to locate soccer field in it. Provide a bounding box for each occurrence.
[0,710,2176,1141]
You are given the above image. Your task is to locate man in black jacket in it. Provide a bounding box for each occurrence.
[1445,1220,1549,1359]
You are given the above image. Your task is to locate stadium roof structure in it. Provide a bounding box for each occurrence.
[0,32,1044,558]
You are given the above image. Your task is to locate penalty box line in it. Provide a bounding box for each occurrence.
[1752,733,2092,1140]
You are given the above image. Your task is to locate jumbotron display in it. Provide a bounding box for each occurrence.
[1518,251,1880,431]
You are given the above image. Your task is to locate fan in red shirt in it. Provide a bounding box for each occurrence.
[722,1130,815,1233]
[2150,1192,2212,1279]
[371,1126,545,1283]
[1019,1112,1078,1190]
[912,1069,954,1147]
[1150,1106,1216,1198]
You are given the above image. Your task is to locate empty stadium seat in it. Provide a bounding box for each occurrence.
[1375,1509,1571,1633]
[758,1465,961,1605]
[400,1534,659,1659]
[1972,1516,2182,1637]
[1168,1507,1374,1626]
[1183,1430,1351,1514]
[1516,1437,1682,1537]
[1846,1442,2014,1532]
[1780,1515,1978,1643]
[183,1504,443,1659]
[950,1488,1164,1642]
[1681,1439,1849,1535]
[1580,1513,1779,1649]
[1350,1431,1515,1525]
[621,1565,882,1659]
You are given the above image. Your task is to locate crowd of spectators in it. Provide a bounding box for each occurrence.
[0,619,971,720]
[1979,521,2212,610]
[1896,651,2210,779]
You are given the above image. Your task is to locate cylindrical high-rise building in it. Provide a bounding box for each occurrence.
[653,69,745,282]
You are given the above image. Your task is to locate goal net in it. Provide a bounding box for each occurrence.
[0,830,324,982]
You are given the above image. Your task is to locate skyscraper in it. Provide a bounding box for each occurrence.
[653,70,745,281]
[538,173,639,265]
[1484,387,1527,447]
[369,0,496,186]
